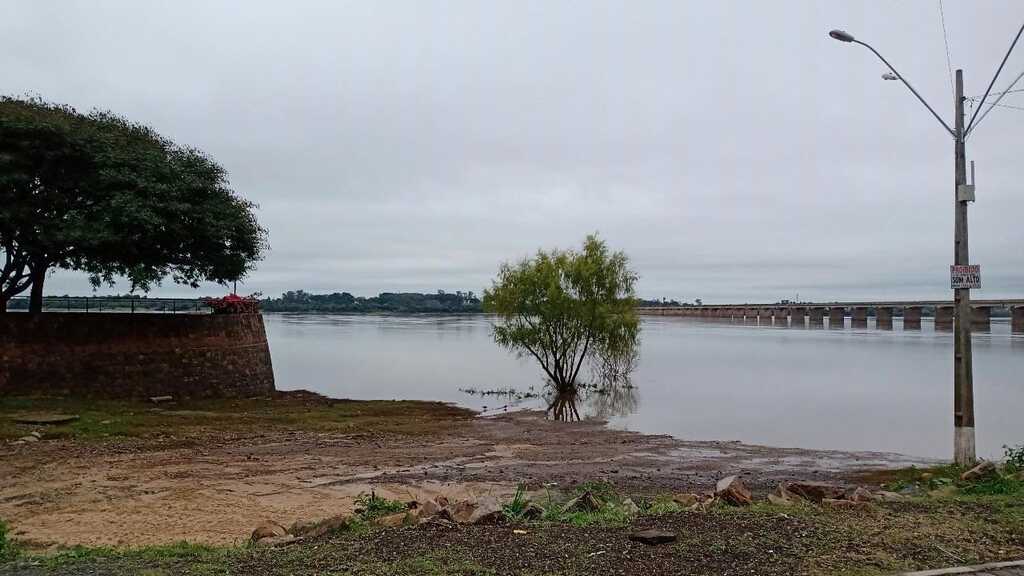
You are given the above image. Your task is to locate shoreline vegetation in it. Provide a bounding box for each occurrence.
[259,290,679,314]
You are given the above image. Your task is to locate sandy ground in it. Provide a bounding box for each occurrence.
[0,410,933,549]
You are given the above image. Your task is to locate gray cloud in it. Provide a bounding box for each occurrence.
[3,0,1023,303]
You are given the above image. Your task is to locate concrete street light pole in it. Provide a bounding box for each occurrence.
[952,69,975,466]
[828,30,976,465]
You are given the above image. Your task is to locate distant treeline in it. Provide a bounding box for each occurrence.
[261,290,483,313]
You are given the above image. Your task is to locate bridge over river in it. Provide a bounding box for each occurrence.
[638,299,1024,332]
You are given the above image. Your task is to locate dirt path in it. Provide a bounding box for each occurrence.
[0,409,933,549]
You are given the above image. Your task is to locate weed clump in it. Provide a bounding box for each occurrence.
[354,492,407,521]
[0,519,14,562]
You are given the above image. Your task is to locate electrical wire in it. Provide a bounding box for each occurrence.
[965,20,1024,133]
[939,0,956,99]
[967,68,1024,137]
[967,88,1024,100]
[982,101,1024,111]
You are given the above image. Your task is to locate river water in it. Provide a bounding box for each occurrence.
[264,313,1024,460]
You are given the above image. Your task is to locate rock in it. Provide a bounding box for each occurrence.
[784,482,847,503]
[847,487,876,503]
[715,475,752,506]
[251,521,287,541]
[822,498,868,510]
[449,500,479,523]
[521,502,545,520]
[13,414,79,425]
[18,436,38,443]
[928,485,959,498]
[417,499,441,518]
[960,461,996,481]
[254,534,295,547]
[287,519,318,536]
[629,529,677,545]
[299,515,353,539]
[874,490,907,502]
[671,493,700,507]
[621,498,641,515]
[434,495,450,508]
[468,496,504,525]
[150,396,174,404]
[920,472,934,481]
[29,431,42,439]
[375,512,411,527]
[767,493,798,507]
[563,490,603,513]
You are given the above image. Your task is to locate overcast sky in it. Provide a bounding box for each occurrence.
[3,1,1023,303]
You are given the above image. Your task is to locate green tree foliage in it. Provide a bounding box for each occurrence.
[0,96,267,312]
[483,235,639,420]
[261,290,481,313]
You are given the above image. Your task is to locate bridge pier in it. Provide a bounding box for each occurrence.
[876,306,893,330]
[851,307,868,328]
[789,307,806,328]
[904,306,922,330]
[829,307,845,328]
[935,306,954,330]
[1014,306,1024,333]
[972,306,991,332]
[756,308,771,325]
[775,308,789,327]
[808,307,825,327]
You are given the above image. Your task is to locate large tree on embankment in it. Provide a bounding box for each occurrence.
[0,96,268,312]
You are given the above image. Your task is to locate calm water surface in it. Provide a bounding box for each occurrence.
[264,314,1024,460]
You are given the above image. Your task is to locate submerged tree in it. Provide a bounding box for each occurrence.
[0,96,267,312]
[483,234,640,421]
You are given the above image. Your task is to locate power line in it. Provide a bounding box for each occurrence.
[939,0,955,98]
[967,68,1024,137]
[978,101,1024,112]
[965,20,1024,133]
[967,88,1024,100]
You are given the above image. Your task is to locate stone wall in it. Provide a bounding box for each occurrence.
[0,313,275,398]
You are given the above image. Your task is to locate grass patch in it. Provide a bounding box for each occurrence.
[0,519,17,562]
[355,492,409,520]
[0,392,474,443]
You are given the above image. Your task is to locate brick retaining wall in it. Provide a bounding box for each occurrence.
[0,313,275,398]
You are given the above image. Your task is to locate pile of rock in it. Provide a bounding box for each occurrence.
[250,494,513,547]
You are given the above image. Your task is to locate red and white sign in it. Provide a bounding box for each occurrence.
[951,265,981,290]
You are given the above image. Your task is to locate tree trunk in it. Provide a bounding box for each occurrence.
[28,264,46,314]
[0,295,7,313]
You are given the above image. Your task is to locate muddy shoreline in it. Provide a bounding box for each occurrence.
[0,399,935,549]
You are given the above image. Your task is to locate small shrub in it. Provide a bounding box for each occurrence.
[1004,443,1024,471]
[0,519,16,562]
[354,492,406,520]
[644,495,684,516]
[960,473,1023,496]
[502,484,529,521]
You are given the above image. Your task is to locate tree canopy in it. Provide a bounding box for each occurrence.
[482,235,640,420]
[0,96,267,312]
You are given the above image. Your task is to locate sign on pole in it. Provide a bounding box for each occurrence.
[951,264,981,289]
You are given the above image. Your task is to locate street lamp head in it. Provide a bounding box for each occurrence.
[829,29,856,43]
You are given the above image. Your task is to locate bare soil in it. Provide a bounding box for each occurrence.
[0,393,933,549]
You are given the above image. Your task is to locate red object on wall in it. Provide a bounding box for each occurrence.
[202,293,260,314]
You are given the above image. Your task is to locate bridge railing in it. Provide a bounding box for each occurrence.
[4,296,211,314]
